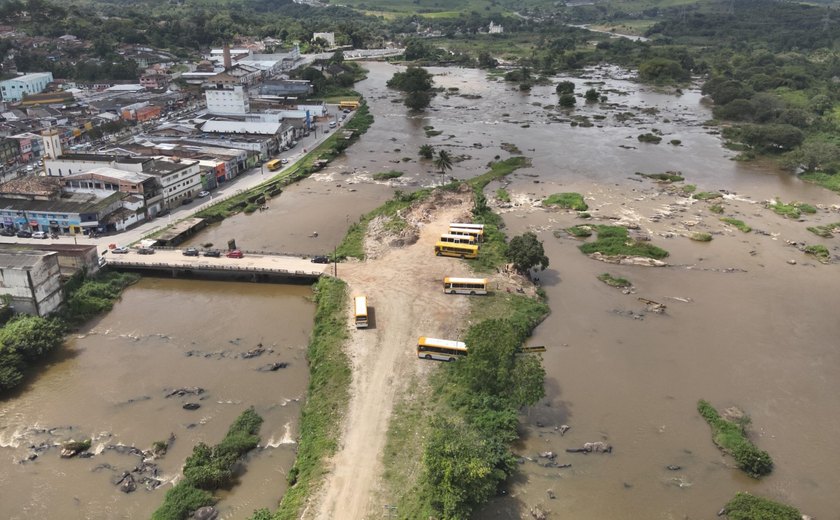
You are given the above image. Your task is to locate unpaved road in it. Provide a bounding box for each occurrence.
[308,193,477,520]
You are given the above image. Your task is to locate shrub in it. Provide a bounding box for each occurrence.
[767,199,817,219]
[709,204,725,214]
[804,244,830,263]
[543,192,588,211]
[151,482,214,520]
[693,191,723,201]
[372,170,403,181]
[690,232,713,242]
[697,400,773,478]
[637,133,662,144]
[579,226,669,259]
[597,273,631,288]
[724,493,801,520]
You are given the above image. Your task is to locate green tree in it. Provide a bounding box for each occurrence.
[584,88,600,103]
[558,93,576,108]
[0,315,65,362]
[784,140,840,173]
[477,51,498,69]
[510,354,546,407]
[434,149,453,185]
[418,144,434,159]
[404,90,431,111]
[506,232,549,272]
[638,57,690,84]
[556,80,575,95]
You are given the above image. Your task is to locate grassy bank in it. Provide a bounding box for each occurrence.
[152,408,263,520]
[196,103,374,223]
[385,290,549,519]
[579,226,669,259]
[724,493,801,520]
[252,277,350,520]
[697,400,773,478]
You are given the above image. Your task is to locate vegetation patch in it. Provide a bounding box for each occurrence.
[152,408,263,520]
[257,277,350,520]
[766,199,817,220]
[635,171,684,182]
[801,171,840,193]
[579,226,669,260]
[690,232,713,242]
[682,184,697,194]
[335,189,430,260]
[697,400,773,478]
[720,217,752,233]
[500,142,521,154]
[566,225,593,238]
[543,192,588,211]
[372,170,403,181]
[806,223,840,238]
[495,188,510,203]
[637,133,662,144]
[804,244,831,264]
[723,493,801,520]
[597,273,631,288]
[709,203,725,214]
[693,191,723,201]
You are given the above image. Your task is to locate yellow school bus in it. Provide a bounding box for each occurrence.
[354,296,368,329]
[434,242,478,259]
[443,277,488,295]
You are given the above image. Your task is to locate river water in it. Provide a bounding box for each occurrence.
[2,60,838,519]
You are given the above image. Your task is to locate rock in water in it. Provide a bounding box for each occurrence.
[193,506,219,520]
[182,403,201,411]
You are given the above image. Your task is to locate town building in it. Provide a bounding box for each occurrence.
[259,80,314,97]
[0,72,54,102]
[205,85,250,115]
[139,73,171,91]
[144,157,201,209]
[0,250,63,316]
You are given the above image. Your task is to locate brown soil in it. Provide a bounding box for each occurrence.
[308,187,488,520]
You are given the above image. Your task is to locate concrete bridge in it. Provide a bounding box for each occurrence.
[104,248,331,282]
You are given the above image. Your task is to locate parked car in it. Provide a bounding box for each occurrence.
[32,231,47,239]
[181,198,193,205]
[0,228,16,237]
[311,255,329,264]
[342,108,351,114]
[112,246,130,254]
[280,158,289,164]
[329,121,337,128]
[137,247,155,255]
[226,249,244,258]
[197,190,210,198]
[202,250,221,257]
[16,230,32,238]
[182,247,199,256]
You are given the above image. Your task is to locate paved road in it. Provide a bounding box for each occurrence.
[1,107,355,253]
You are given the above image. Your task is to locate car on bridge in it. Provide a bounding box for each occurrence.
[137,247,155,255]
[226,249,244,258]
[182,247,199,256]
[203,250,221,257]
[311,255,329,264]
[16,230,32,238]
[112,246,130,254]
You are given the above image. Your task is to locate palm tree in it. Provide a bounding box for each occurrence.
[418,144,434,159]
[434,149,453,186]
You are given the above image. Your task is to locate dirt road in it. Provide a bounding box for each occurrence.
[309,193,477,520]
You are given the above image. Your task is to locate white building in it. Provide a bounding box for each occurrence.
[44,153,149,177]
[0,72,54,102]
[0,251,63,316]
[145,158,201,208]
[205,85,250,115]
[488,22,504,34]
[313,32,336,47]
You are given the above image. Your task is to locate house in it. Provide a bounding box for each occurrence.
[205,85,250,115]
[139,73,170,91]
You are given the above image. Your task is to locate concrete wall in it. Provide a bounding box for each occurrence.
[0,253,63,316]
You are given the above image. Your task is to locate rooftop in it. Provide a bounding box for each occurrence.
[0,250,56,269]
[0,191,123,214]
[201,120,281,135]
[65,166,155,184]
[0,176,62,197]
[144,158,198,176]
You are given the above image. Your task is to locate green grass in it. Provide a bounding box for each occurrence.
[495,187,510,203]
[270,278,350,520]
[709,203,725,214]
[372,170,404,181]
[579,226,669,259]
[697,400,773,478]
[635,172,684,182]
[720,217,751,233]
[467,156,531,191]
[807,222,840,238]
[766,198,817,220]
[543,192,588,211]
[690,232,713,242]
[693,191,723,201]
[804,244,831,263]
[566,225,593,238]
[724,493,801,520]
[597,273,632,288]
[682,184,697,194]
[801,171,840,193]
[335,190,431,260]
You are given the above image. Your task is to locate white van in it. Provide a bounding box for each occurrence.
[32,231,47,239]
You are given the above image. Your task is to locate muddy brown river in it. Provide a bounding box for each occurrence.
[2,60,838,519]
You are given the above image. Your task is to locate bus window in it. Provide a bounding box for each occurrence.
[354,296,368,329]
[440,233,476,245]
[417,336,467,361]
[443,277,488,295]
[434,242,478,259]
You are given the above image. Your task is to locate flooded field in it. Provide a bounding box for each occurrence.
[1,59,838,519]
